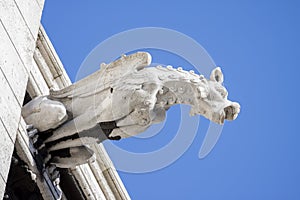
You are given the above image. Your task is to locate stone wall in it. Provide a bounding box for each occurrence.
[0,1,45,199]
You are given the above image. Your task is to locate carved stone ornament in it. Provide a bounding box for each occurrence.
[22,52,240,168]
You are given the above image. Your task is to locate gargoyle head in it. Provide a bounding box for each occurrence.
[190,67,240,124]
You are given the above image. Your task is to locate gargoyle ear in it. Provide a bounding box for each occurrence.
[210,67,224,83]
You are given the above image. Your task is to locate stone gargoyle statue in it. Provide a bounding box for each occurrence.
[22,52,240,168]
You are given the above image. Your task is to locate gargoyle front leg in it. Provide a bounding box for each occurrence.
[46,123,117,152]
[45,110,98,143]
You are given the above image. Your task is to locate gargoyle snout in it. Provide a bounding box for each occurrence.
[223,102,240,121]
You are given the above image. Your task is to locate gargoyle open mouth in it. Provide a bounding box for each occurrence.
[224,103,240,121]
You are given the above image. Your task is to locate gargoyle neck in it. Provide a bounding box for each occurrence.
[153,65,208,107]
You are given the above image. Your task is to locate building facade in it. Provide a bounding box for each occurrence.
[0,1,130,199]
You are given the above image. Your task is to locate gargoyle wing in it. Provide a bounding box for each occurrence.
[50,52,151,99]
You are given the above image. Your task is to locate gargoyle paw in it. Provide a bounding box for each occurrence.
[26,124,39,138]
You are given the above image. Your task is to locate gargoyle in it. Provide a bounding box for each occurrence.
[22,52,240,168]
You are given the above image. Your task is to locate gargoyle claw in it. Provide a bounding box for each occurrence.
[26,125,38,138]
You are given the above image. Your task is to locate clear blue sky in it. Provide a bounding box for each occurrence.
[42,1,299,199]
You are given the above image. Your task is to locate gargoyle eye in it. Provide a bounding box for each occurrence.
[221,90,228,98]
[215,86,228,98]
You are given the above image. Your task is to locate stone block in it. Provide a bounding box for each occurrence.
[30,59,50,95]
[0,120,14,182]
[0,1,36,72]
[0,70,21,141]
[0,176,5,200]
[14,0,43,41]
[0,22,28,105]
[35,0,45,9]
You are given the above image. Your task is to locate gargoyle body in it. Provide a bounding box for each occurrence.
[22,52,240,168]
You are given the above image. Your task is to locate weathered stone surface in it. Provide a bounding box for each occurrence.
[35,0,45,9]
[0,70,21,141]
[90,143,130,200]
[89,160,116,200]
[30,59,51,95]
[0,22,28,105]
[0,1,36,72]
[14,0,42,41]
[71,166,96,200]
[33,48,60,90]
[0,1,45,198]
[34,27,71,89]
[79,164,106,200]
[16,118,38,170]
[0,176,5,200]
[0,120,14,182]
[21,51,240,168]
